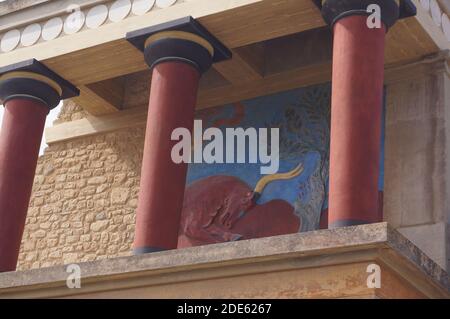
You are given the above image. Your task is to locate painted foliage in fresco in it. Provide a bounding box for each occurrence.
[177,83,385,248]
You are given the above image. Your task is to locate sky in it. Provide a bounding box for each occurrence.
[0,102,62,155]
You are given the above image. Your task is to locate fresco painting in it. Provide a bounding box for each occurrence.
[177,83,385,248]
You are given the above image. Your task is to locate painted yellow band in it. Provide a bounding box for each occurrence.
[144,31,214,57]
[0,71,63,96]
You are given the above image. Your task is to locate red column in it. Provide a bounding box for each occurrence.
[133,62,200,253]
[0,99,48,272]
[328,15,386,227]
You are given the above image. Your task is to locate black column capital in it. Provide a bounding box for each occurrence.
[143,31,215,74]
[0,59,79,109]
[127,16,232,74]
[320,0,401,30]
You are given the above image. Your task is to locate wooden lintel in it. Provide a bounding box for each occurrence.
[199,62,331,110]
[213,48,265,84]
[71,77,125,116]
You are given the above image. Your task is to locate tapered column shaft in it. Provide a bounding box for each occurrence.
[0,99,48,271]
[328,15,386,227]
[133,62,200,253]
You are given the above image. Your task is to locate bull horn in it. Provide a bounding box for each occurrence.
[254,163,304,196]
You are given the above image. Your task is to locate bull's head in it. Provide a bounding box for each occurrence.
[221,163,305,229]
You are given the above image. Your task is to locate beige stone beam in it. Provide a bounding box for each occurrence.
[45,106,148,144]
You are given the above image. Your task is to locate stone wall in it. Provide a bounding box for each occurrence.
[17,105,144,270]
[16,61,450,272]
[384,60,450,270]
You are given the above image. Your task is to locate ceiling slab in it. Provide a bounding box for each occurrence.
[0,0,446,116]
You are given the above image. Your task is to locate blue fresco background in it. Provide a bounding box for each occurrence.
[186,82,385,231]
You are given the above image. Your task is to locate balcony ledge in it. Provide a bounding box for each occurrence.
[0,222,448,298]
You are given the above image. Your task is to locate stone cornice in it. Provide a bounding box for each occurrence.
[0,0,449,58]
[0,0,51,16]
[0,223,448,298]
[0,0,110,31]
[0,0,183,54]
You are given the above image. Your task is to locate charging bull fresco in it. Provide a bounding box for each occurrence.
[177,83,385,248]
